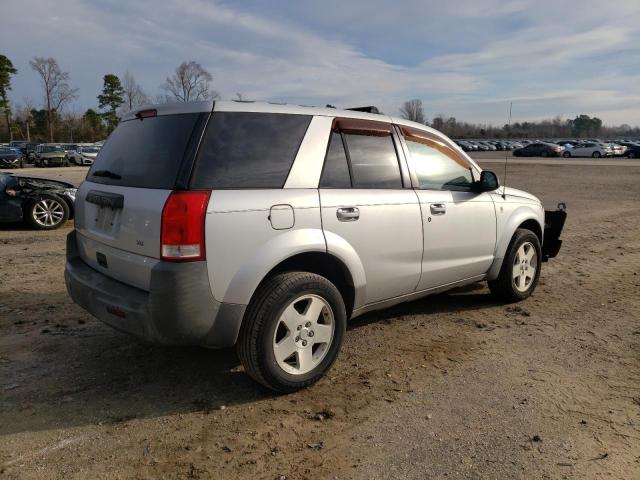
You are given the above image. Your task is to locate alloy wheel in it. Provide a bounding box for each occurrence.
[272,294,335,375]
[512,241,537,293]
[32,198,65,227]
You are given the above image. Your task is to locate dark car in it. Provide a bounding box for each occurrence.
[624,144,640,159]
[0,173,76,229]
[513,142,564,157]
[0,147,25,168]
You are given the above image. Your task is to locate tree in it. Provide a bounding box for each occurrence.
[29,57,78,142]
[121,70,148,111]
[568,114,602,138]
[81,108,105,142]
[98,74,124,133]
[0,55,18,142]
[399,99,426,124]
[162,61,217,102]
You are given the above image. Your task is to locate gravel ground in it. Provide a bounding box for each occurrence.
[0,163,639,479]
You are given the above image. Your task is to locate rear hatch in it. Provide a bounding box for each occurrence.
[74,106,209,290]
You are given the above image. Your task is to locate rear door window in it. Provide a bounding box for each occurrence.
[344,133,402,189]
[87,113,203,189]
[191,112,311,189]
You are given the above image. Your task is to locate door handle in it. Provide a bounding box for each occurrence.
[337,207,360,222]
[430,203,446,215]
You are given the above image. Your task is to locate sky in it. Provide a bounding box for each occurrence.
[2,0,640,126]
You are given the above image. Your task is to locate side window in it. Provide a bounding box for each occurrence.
[404,138,473,191]
[319,132,351,188]
[343,133,402,189]
[191,112,311,189]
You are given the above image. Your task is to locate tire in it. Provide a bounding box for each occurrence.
[237,271,347,393]
[25,194,70,230]
[540,150,548,157]
[562,151,571,158]
[592,151,601,158]
[628,151,636,159]
[488,228,542,302]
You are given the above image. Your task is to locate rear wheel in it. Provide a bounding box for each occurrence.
[592,151,601,158]
[26,194,70,230]
[540,150,548,157]
[237,271,346,392]
[628,151,636,159]
[489,229,541,302]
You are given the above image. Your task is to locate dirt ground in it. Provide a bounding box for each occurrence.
[1,163,639,479]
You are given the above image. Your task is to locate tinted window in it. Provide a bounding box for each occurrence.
[191,112,311,189]
[343,133,402,189]
[405,139,473,191]
[319,132,351,188]
[87,113,201,189]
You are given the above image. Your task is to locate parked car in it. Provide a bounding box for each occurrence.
[605,143,626,157]
[33,144,70,167]
[0,147,25,169]
[513,142,564,157]
[624,144,640,158]
[68,145,101,165]
[65,101,566,392]
[9,141,37,159]
[0,172,76,229]
[562,142,612,158]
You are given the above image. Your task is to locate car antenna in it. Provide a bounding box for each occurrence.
[502,101,513,199]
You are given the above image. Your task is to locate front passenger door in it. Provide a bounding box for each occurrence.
[398,126,497,290]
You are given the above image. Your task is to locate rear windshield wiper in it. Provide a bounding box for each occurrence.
[92,170,122,180]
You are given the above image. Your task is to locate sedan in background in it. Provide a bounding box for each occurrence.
[562,142,612,158]
[33,144,69,167]
[513,142,564,157]
[68,145,101,165]
[0,147,25,169]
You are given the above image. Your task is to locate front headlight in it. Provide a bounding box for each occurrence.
[64,188,77,201]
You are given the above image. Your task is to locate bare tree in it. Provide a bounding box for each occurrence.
[162,61,217,102]
[121,70,148,111]
[399,99,426,124]
[29,57,78,142]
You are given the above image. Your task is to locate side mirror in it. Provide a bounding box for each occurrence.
[474,170,500,192]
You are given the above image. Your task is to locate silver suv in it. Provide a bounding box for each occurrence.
[65,101,565,392]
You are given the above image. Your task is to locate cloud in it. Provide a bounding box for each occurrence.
[1,0,638,125]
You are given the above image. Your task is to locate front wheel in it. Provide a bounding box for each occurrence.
[25,194,70,230]
[562,151,571,158]
[237,272,346,392]
[489,229,542,302]
[592,151,601,158]
[628,151,636,159]
[540,150,548,157]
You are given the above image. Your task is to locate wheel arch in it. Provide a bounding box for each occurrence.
[486,206,544,281]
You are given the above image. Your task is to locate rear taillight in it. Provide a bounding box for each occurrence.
[161,191,211,262]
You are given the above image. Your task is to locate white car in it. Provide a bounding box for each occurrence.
[65,101,566,391]
[563,142,612,158]
[69,145,101,165]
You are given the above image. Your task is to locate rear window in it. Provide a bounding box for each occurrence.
[190,112,311,189]
[87,113,201,189]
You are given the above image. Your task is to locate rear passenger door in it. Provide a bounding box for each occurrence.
[318,118,423,304]
[398,125,496,290]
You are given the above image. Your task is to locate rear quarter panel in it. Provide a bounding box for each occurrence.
[204,189,325,305]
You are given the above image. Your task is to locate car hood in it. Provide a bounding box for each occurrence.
[502,186,541,204]
[13,174,76,189]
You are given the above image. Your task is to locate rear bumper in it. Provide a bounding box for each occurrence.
[542,204,567,261]
[64,231,245,348]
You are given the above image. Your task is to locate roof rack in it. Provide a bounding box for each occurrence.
[346,106,381,114]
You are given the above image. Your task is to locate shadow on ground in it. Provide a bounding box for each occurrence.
[1,283,498,435]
